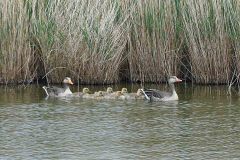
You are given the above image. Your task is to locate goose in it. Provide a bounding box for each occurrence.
[103,88,127,99]
[102,87,113,96]
[118,88,129,100]
[103,91,123,99]
[93,91,105,100]
[121,88,128,94]
[81,91,104,99]
[125,89,145,100]
[141,76,182,101]
[72,88,90,97]
[135,89,145,100]
[118,88,144,100]
[42,77,74,97]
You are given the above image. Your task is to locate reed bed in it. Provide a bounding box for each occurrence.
[181,0,232,84]
[0,0,33,84]
[29,0,128,84]
[0,0,240,87]
[127,0,182,83]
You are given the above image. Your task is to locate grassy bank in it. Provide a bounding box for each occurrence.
[0,0,240,86]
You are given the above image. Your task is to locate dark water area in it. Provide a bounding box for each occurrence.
[0,83,240,159]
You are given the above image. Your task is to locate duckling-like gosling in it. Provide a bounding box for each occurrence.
[73,87,90,97]
[102,87,113,96]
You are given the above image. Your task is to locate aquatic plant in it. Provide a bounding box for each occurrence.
[181,0,232,84]
[0,0,240,88]
[127,0,182,83]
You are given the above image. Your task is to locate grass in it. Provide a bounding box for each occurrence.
[0,0,240,88]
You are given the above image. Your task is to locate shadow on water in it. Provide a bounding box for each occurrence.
[0,83,240,159]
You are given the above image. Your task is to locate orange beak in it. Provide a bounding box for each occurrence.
[176,78,182,82]
[68,79,74,85]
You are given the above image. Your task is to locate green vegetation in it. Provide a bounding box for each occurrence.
[0,0,240,86]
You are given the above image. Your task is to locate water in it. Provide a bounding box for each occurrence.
[0,84,240,159]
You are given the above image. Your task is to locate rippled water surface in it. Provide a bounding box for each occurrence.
[0,84,240,159]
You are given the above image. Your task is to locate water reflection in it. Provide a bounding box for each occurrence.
[0,84,240,159]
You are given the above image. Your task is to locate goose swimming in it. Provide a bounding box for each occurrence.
[42,77,74,97]
[141,76,182,101]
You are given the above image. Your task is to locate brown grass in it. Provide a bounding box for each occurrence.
[0,0,240,88]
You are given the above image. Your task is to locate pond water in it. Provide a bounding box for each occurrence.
[0,83,240,159]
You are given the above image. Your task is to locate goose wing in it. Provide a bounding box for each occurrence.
[43,86,65,96]
[144,89,171,98]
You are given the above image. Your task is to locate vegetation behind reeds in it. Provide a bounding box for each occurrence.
[0,0,240,86]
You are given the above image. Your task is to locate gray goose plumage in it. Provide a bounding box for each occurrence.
[42,77,74,97]
[141,76,182,101]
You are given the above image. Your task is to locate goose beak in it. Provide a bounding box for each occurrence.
[68,79,74,85]
[176,78,182,82]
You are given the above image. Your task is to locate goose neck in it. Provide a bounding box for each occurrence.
[169,83,176,94]
[63,83,69,89]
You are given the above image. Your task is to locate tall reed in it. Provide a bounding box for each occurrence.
[223,0,240,89]
[181,0,232,84]
[1,0,240,86]
[0,0,33,83]
[127,0,182,83]
[29,0,128,84]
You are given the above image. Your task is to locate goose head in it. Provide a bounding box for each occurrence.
[96,91,104,97]
[115,91,123,96]
[106,87,113,93]
[121,88,128,94]
[136,89,143,96]
[168,76,182,84]
[82,88,90,94]
[63,77,74,85]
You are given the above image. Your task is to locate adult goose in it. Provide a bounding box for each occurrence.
[42,77,74,97]
[141,76,182,101]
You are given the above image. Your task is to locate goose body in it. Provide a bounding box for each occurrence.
[141,76,182,101]
[42,77,73,97]
[72,88,90,97]
[118,88,128,100]
[102,87,113,96]
[119,89,144,100]
[81,91,104,99]
[127,89,144,100]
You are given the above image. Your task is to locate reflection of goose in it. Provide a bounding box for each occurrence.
[141,76,182,101]
[42,77,73,97]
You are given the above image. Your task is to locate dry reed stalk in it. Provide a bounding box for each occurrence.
[127,0,182,83]
[182,0,231,84]
[0,0,34,84]
[30,0,128,84]
[223,0,240,92]
[1,0,240,86]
